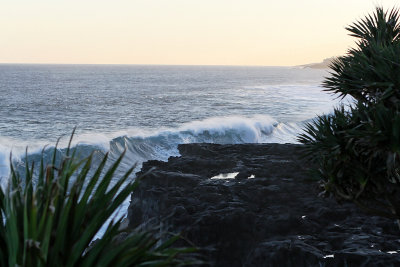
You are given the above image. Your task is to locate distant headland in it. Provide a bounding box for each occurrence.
[297,57,336,69]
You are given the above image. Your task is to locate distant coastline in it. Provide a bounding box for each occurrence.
[297,57,335,69]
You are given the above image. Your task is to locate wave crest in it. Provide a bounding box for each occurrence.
[0,115,302,181]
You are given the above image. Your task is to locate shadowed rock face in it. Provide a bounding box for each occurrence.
[128,143,400,266]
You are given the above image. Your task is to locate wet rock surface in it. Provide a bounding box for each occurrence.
[128,143,400,266]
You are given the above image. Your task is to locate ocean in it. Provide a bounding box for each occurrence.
[0,64,344,237]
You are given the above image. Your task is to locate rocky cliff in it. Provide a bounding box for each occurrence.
[128,143,400,266]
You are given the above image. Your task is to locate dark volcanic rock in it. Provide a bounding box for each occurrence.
[128,143,400,266]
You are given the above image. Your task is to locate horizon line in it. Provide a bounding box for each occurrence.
[0,62,309,68]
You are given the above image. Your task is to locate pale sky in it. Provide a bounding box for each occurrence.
[1,0,399,66]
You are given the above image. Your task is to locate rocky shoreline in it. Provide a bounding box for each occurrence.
[127,143,400,266]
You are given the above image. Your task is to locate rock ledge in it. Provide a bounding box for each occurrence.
[128,143,400,266]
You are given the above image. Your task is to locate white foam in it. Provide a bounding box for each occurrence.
[0,143,11,183]
[82,114,298,148]
[178,115,277,142]
[0,114,302,186]
[0,136,44,186]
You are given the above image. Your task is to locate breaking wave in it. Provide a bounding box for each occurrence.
[0,115,303,183]
[0,114,306,238]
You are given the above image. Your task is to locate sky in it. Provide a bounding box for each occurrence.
[1,0,399,66]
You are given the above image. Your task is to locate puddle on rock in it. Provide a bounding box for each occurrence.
[323,254,334,259]
[211,172,239,179]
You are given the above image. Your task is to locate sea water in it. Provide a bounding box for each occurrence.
[0,64,345,237]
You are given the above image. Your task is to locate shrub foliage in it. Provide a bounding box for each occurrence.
[324,7,400,106]
[299,7,400,222]
[0,132,196,267]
